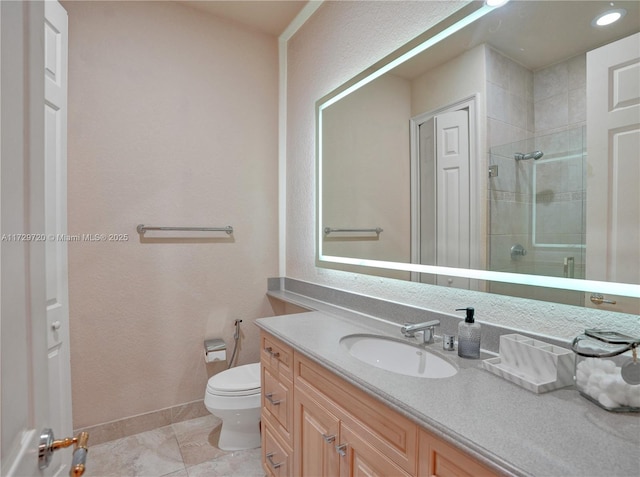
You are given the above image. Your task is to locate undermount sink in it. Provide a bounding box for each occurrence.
[340,334,457,378]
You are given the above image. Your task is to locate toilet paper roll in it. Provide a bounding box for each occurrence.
[205,349,226,363]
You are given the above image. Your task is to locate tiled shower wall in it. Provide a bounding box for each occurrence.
[487,47,587,305]
[486,46,535,149]
[486,47,587,155]
[533,54,586,136]
[486,46,535,279]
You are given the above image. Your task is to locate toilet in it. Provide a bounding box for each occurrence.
[204,362,262,451]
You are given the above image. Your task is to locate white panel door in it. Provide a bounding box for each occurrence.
[44,1,73,474]
[586,32,640,314]
[435,110,470,289]
[0,1,51,476]
[418,118,436,284]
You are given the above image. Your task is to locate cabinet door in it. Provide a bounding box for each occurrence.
[294,388,341,477]
[295,352,417,474]
[339,423,412,477]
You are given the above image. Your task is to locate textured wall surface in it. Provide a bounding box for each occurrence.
[285,1,639,339]
[65,1,279,428]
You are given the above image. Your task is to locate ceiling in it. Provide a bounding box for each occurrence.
[393,0,640,79]
[180,0,309,36]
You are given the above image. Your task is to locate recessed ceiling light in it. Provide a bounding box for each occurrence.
[486,0,511,7]
[592,8,627,27]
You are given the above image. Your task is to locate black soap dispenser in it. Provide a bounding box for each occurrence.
[456,307,481,359]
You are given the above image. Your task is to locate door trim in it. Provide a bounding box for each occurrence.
[409,94,482,285]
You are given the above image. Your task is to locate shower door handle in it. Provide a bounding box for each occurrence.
[510,244,527,259]
[590,294,617,305]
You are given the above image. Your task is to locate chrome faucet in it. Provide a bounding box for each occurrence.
[401,320,440,344]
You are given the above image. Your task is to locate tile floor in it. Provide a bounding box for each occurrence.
[85,415,264,477]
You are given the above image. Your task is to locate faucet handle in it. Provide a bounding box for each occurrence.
[423,324,438,344]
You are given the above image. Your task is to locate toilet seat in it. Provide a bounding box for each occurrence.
[206,362,260,396]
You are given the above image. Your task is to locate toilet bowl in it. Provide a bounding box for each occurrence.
[204,362,261,451]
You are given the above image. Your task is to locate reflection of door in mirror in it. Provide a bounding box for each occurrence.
[586,32,640,314]
[414,108,470,289]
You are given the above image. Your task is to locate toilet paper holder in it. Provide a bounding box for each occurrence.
[204,338,227,363]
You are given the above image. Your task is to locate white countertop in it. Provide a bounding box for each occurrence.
[256,310,640,477]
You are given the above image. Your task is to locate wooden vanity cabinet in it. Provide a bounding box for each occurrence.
[260,330,501,477]
[294,352,417,477]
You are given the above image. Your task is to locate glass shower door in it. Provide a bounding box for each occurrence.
[487,127,586,305]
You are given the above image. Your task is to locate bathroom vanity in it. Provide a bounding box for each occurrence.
[257,310,640,477]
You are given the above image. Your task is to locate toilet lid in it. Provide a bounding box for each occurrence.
[207,362,261,395]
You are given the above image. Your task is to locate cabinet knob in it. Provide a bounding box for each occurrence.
[322,434,335,443]
[336,443,347,457]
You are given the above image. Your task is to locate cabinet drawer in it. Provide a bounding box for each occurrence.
[262,418,292,477]
[261,332,292,379]
[262,366,292,443]
[418,429,500,477]
[340,421,412,477]
[294,353,417,475]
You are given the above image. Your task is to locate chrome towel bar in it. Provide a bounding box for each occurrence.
[137,224,233,235]
[324,227,383,235]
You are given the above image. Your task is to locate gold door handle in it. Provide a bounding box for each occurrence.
[39,429,89,477]
[590,293,617,305]
[70,432,89,477]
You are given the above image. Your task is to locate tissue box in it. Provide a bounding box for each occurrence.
[483,334,575,393]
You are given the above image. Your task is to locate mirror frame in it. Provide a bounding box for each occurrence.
[315,1,640,299]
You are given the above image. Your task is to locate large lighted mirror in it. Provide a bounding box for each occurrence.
[317,0,640,313]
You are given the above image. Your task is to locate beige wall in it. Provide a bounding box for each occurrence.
[285,1,639,338]
[64,1,278,429]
